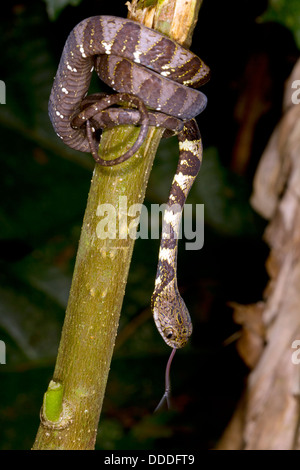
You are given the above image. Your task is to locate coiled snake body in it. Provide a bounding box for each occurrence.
[49,15,209,351]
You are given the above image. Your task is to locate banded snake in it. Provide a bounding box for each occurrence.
[49,15,209,406]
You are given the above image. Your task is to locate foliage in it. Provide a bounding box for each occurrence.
[260,0,300,48]
[43,0,83,20]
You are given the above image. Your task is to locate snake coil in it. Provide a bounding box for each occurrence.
[49,15,210,350]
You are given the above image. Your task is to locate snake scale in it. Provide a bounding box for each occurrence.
[49,15,209,353]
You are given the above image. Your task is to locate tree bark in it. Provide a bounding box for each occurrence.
[216,58,300,450]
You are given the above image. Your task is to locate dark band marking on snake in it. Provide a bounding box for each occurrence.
[48,16,209,353]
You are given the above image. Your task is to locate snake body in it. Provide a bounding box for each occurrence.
[151,119,202,348]
[49,15,209,349]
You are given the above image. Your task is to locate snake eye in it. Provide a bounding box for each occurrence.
[164,328,174,340]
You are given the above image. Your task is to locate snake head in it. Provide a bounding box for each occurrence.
[152,294,193,349]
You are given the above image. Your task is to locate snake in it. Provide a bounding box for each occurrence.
[48,16,209,376]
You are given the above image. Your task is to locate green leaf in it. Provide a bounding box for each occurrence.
[43,0,83,20]
[259,0,300,49]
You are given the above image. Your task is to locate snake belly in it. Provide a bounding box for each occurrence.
[48,15,209,349]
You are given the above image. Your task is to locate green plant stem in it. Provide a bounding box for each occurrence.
[32,0,203,450]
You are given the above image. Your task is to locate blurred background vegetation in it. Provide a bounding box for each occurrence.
[0,0,299,450]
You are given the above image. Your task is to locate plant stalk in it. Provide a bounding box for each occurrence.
[32,0,204,450]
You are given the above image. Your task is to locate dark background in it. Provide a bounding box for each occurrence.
[0,0,298,450]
